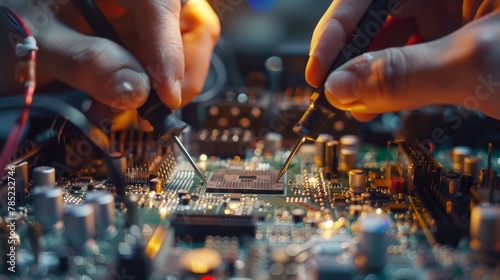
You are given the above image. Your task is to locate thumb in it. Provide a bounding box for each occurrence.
[35,16,151,110]
[323,39,474,116]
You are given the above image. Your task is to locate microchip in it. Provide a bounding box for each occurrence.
[206,169,284,194]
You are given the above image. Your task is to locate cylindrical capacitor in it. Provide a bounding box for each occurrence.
[33,166,56,187]
[349,169,366,194]
[357,211,393,272]
[470,204,500,255]
[464,156,481,179]
[340,135,360,150]
[452,146,471,173]
[314,134,333,166]
[33,186,63,232]
[84,191,115,236]
[109,152,127,173]
[63,204,95,251]
[325,140,339,174]
[264,132,283,154]
[340,148,357,171]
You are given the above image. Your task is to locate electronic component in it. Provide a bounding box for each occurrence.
[207,169,284,194]
[63,204,95,252]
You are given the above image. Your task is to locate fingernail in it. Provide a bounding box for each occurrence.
[325,70,359,105]
[173,79,182,100]
[111,69,149,100]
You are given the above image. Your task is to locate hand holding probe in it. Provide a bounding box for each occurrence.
[73,0,207,184]
[277,0,398,182]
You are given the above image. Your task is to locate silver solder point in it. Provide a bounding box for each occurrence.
[276,136,307,183]
[172,135,207,184]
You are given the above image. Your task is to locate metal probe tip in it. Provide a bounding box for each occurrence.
[276,136,307,183]
[172,135,207,184]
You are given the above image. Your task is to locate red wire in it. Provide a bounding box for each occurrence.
[0,7,36,176]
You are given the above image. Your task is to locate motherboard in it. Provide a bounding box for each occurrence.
[1,92,499,280]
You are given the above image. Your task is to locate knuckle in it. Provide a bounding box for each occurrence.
[374,48,409,102]
[69,40,111,74]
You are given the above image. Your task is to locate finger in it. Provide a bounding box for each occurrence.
[351,112,378,122]
[179,0,220,107]
[138,116,154,132]
[306,0,373,87]
[36,18,150,110]
[322,25,496,116]
[119,0,184,109]
[367,16,417,50]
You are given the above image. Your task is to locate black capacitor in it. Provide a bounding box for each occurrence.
[460,173,474,194]
[181,195,191,206]
[292,208,305,224]
[177,189,189,199]
[325,140,339,175]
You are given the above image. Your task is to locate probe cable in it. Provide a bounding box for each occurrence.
[0,7,38,176]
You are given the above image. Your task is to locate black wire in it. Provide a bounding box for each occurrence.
[72,0,125,46]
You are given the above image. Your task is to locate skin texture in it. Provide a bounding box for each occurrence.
[306,0,500,121]
[0,0,220,130]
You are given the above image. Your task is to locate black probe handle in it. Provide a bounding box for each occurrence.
[314,0,396,110]
[137,91,187,141]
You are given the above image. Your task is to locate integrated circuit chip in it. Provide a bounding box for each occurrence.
[206,169,284,194]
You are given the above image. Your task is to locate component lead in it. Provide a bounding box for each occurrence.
[276,136,307,183]
[172,135,207,184]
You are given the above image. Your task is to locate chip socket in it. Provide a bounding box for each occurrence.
[206,169,284,194]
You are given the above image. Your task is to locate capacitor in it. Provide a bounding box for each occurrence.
[181,195,191,206]
[292,208,305,224]
[109,152,127,173]
[389,177,405,194]
[63,204,95,251]
[340,135,360,150]
[469,204,500,255]
[340,148,357,171]
[452,146,471,173]
[264,132,283,154]
[33,166,56,187]
[117,226,150,280]
[464,156,481,179]
[325,140,339,174]
[442,171,460,195]
[84,191,115,237]
[177,189,189,199]
[357,211,393,272]
[33,186,63,232]
[460,173,473,194]
[148,178,163,193]
[349,169,366,194]
[314,134,333,166]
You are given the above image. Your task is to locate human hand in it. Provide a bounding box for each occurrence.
[306,0,500,121]
[0,0,219,128]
